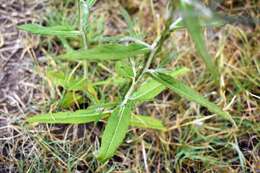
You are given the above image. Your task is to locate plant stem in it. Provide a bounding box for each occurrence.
[77,0,99,104]
[78,0,89,79]
[78,0,89,49]
[122,1,175,105]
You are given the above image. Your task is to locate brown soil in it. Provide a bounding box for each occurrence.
[0,0,45,172]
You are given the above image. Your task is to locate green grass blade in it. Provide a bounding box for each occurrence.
[17,24,80,37]
[58,43,149,61]
[131,67,190,102]
[96,103,133,162]
[130,115,166,131]
[148,71,235,125]
[179,1,219,81]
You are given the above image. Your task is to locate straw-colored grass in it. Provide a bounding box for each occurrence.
[0,0,259,172]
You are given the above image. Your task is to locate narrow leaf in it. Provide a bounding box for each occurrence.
[59,91,83,108]
[26,103,116,124]
[148,71,235,125]
[27,110,108,124]
[97,103,133,162]
[27,104,166,131]
[115,61,134,78]
[93,76,127,86]
[46,71,84,91]
[87,0,97,7]
[170,17,224,31]
[80,0,90,30]
[58,43,149,61]
[46,70,98,102]
[18,24,80,37]
[130,115,166,131]
[131,67,190,101]
[179,1,219,81]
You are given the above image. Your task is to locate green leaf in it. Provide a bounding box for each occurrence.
[93,76,127,86]
[115,61,134,78]
[86,102,118,111]
[46,70,98,102]
[80,0,90,30]
[26,103,116,124]
[27,109,108,124]
[58,43,149,61]
[148,71,235,125]
[59,91,83,108]
[179,1,219,81]
[17,24,80,37]
[27,101,166,131]
[170,17,224,31]
[87,0,97,7]
[46,71,85,91]
[131,67,190,102]
[97,103,133,162]
[130,115,166,131]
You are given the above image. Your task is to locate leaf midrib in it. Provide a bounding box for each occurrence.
[131,81,160,100]
[103,105,126,159]
[28,110,110,123]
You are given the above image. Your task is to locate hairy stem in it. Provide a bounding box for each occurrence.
[77,0,99,104]
[122,1,175,105]
[78,0,89,49]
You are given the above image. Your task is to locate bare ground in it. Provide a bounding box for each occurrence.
[0,0,46,172]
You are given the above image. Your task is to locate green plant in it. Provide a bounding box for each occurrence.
[19,0,235,162]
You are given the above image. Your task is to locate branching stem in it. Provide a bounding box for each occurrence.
[122,1,175,105]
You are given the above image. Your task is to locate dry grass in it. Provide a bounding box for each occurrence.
[0,0,47,172]
[0,0,259,172]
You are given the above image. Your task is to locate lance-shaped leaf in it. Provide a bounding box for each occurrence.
[148,71,235,125]
[27,103,116,124]
[179,1,219,81]
[18,24,80,37]
[170,17,224,31]
[27,110,109,124]
[58,43,149,61]
[96,103,133,162]
[87,0,97,7]
[130,115,166,131]
[46,70,98,102]
[27,106,166,131]
[46,71,87,91]
[59,91,83,108]
[115,61,134,78]
[131,67,190,102]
